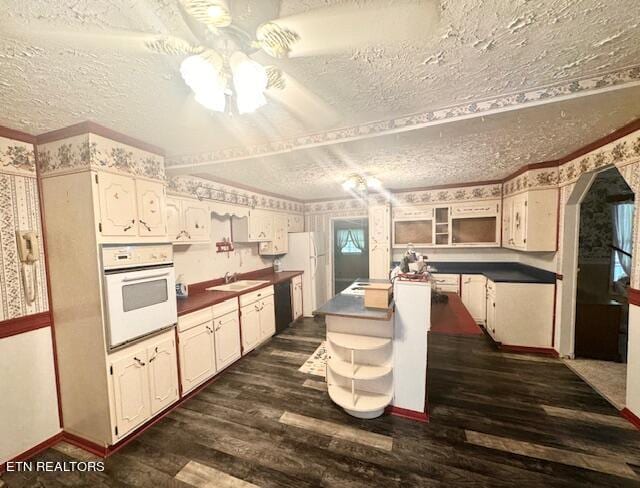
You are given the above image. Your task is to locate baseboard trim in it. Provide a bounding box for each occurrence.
[499,344,560,357]
[61,431,108,457]
[621,408,640,430]
[0,431,64,474]
[386,405,429,423]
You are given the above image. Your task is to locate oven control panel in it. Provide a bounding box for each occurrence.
[102,244,173,270]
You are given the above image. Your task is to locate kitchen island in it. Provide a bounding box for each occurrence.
[315,278,430,421]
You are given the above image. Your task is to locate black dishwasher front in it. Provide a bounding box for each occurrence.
[274,280,293,334]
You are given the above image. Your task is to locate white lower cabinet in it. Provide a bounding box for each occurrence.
[240,286,276,354]
[214,311,242,371]
[461,274,487,324]
[109,331,179,441]
[179,322,217,395]
[431,273,460,294]
[484,279,554,348]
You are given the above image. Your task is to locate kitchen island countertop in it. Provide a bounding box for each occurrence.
[314,279,394,321]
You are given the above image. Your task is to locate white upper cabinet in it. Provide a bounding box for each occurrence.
[232,209,273,242]
[259,213,289,255]
[166,196,211,244]
[97,172,138,236]
[95,171,168,240]
[369,204,391,279]
[136,179,167,237]
[287,214,304,233]
[502,189,558,251]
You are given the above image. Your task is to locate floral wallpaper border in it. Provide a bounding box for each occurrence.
[504,132,640,195]
[167,175,304,214]
[37,133,165,181]
[304,183,502,214]
[0,136,36,177]
[169,66,640,166]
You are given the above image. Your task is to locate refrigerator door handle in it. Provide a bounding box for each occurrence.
[311,255,318,279]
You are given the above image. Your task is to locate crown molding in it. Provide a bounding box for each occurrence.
[0,125,36,144]
[36,121,165,156]
[167,66,640,169]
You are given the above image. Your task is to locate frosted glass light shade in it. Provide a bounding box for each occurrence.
[230,51,268,114]
[180,52,226,112]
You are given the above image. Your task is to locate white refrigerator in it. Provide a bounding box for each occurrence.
[280,232,327,317]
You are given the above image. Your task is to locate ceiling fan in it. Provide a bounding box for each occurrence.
[145,0,303,115]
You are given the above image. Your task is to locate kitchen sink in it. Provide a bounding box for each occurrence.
[206,280,270,292]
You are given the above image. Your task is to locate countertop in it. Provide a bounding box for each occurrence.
[427,262,556,284]
[313,279,394,321]
[177,270,303,316]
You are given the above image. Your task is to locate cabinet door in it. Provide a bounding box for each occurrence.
[97,172,138,236]
[461,275,487,324]
[179,322,216,394]
[369,205,391,279]
[502,197,512,247]
[259,297,276,341]
[183,200,211,242]
[240,303,261,353]
[136,179,166,237]
[166,197,184,242]
[291,279,303,320]
[287,214,303,232]
[486,295,497,340]
[214,311,242,371]
[147,336,179,415]
[512,196,527,248]
[111,349,151,439]
[277,214,288,253]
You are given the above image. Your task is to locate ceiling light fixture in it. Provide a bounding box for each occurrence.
[183,0,232,27]
[342,175,382,195]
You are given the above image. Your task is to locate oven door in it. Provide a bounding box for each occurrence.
[104,265,177,349]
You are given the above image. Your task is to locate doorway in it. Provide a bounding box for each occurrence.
[568,167,634,408]
[332,218,369,294]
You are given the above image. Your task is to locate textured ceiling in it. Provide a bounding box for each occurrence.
[1,0,639,199]
[187,85,640,199]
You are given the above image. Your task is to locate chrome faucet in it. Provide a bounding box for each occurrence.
[224,272,239,284]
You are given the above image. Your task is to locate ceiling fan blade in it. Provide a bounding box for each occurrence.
[270,0,440,57]
[3,22,198,55]
[266,70,340,129]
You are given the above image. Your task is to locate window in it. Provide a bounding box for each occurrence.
[337,228,365,255]
[611,202,634,290]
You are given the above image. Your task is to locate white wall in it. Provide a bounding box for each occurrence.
[173,213,272,284]
[0,327,61,463]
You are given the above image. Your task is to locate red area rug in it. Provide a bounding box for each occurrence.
[431,292,484,336]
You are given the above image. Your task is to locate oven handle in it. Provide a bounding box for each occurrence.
[122,272,171,283]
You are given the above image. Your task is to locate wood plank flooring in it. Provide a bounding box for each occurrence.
[3,317,640,487]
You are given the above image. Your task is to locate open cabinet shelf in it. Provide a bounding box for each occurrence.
[327,382,393,417]
[328,356,392,380]
[327,332,391,351]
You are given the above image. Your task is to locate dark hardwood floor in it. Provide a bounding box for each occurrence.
[3,317,640,487]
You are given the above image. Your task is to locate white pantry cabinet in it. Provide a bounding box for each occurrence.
[166,196,211,244]
[369,204,391,279]
[291,275,303,320]
[502,189,558,251]
[484,279,554,348]
[109,331,179,441]
[96,172,167,239]
[232,209,273,242]
[461,274,487,325]
[260,212,289,255]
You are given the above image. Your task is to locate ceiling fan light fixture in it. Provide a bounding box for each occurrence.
[230,51,268,114]
[366,176,382,189]
[180,51,227,112]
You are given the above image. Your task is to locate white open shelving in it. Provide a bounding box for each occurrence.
[327,331,390,351]
[327,382,393,419]
[328,355,392,380]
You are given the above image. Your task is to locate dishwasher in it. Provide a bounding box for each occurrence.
[274,281,293,334]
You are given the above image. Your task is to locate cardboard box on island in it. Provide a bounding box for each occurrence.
[363,283,393,309]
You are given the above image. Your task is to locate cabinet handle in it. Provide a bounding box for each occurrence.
[139,220,151,232]
[133,357,146,367]
[124,225,132,232]
[148,346,159,363]
[206,325,214,333]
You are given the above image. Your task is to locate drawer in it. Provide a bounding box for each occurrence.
[212,298,239,319]
[178,307,212,333]
[239,285,274,307]
[432,274,460,286]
